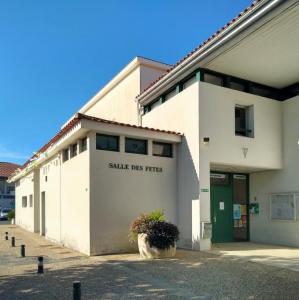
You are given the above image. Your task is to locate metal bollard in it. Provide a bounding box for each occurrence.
[11,237,15,247]
[5,232,8,240]
[37,256,44,274]
[73,281,81,300]
[21,245,25,257]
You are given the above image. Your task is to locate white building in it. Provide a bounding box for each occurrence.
[10,0,299,255]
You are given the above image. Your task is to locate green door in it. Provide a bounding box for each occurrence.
[211,178,233,243]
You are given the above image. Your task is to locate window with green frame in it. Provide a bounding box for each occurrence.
[96,134,119,152]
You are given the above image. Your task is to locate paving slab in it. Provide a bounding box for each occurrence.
[1,224,299,299]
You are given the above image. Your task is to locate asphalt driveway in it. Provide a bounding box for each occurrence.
[1,224,299,299]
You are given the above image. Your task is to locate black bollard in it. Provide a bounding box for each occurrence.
[5,232,8,240]
[73,281,81,300]
[11,237,15,247]
[21,245,25,257]
[37,256,44,274]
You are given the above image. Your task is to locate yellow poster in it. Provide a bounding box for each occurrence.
[241,205,247,215]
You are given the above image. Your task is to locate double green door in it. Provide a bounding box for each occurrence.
[211,173,249,243]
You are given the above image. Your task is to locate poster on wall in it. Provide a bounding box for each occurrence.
[233,204,241,220]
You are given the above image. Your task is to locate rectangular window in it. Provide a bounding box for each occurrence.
[80,137,87,152]
[182,76,196,89]
[164,89,176,101]
[125,138,147,155]
[250,84,275,99]
[29,194,33,207]
[235,105,254,138]
[22,196,27,208]
[96,134,119,152]
[62,149,69,162]
[70,143,77,158]
[204,73,223,86]
[229,78,247,92]
[153,142,172,157]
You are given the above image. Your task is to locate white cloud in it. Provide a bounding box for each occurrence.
[0,144,29,161]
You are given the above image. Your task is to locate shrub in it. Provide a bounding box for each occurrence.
[129,210,179,249]
[7,209,15,220]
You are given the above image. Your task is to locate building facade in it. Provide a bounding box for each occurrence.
[0,162,20,210]
[11,0,299,255]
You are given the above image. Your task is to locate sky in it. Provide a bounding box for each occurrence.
[0,0,252,165]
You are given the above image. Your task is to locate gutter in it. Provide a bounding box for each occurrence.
[137,0,283,105]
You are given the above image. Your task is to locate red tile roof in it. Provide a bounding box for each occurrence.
[16,113,181,174]
[0,162,21,178]
[136,0,263,99]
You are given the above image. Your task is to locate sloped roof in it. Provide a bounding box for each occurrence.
[136,0,264,99]
[18,113,182,172]
[0,162,21,178]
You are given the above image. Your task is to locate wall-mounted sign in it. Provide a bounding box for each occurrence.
[201,188,209,192]
[108,163,163,173]
[249,203,259,215]
[233,204,241,220]
[219,202,224,210]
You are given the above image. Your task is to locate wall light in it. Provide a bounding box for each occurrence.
[203,137,210,145]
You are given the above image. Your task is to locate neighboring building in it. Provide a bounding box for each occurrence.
[0,162,20,209]
[10,0,299,255]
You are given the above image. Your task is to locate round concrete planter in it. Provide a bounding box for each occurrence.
[138,233,176,259]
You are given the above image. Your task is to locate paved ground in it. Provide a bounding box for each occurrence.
[1,224,299,299]
[211,242,299,272]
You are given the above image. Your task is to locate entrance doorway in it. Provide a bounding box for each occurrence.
[210,173,249,243]
[41,191,46,236]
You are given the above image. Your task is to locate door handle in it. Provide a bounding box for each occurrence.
[213,216,216,223]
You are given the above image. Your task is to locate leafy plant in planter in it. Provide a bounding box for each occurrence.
[7,209,15,221]
[129,210,179,258]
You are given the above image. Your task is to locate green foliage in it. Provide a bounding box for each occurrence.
[129,210,179,249]
[7,209,15,220]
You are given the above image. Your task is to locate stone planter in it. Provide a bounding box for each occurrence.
[138,233,176,259]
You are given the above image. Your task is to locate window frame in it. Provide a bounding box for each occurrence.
[96,133,119,152]
[125,137,148,155]
[152,141,173,158]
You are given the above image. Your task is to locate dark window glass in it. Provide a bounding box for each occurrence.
[80,137,87,152]
[70,143,77,158]
[229,79,247,92]
[235,107,247,136]
[204,73,223,86]
[96,134,119,152]
[210,173,230,186]
[125,138,147,155]
[251,84,274,98]
[153,142,172,157]
[62,149,69,162]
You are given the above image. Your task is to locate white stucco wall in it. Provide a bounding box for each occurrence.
[250,95,299,246]
[142,82,200,249]
[15,171,36,232]
[38,138,90,254]
[89,131,177,255]
[83,63,167,126]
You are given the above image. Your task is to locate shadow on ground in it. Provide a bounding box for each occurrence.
[2,250,299,299]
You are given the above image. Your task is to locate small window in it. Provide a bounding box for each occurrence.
[235,105,254,138]
[183,76,196,89]
[150,99,161,111]
[29,195,33,207]
[228,78,247,92]
[96,134,119,152]
[22,196,27,208]
[204,73,223,86]
[164,89,176,101]
[62,149,69,162]
[153,142,172,157]
[80,137,87,152]
[125,138,147,155]
[250,84,274,99]
[70,143,77,158]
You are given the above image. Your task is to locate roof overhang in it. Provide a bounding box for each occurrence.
[9,114,181,182]
[138,0,299,105]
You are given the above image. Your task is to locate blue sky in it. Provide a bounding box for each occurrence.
[0,0,252,164]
